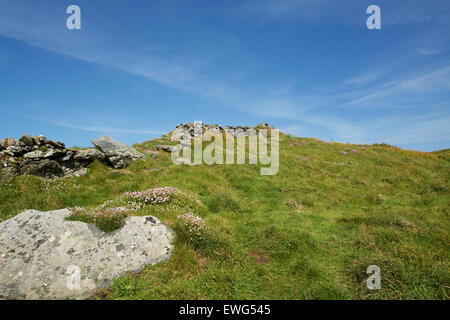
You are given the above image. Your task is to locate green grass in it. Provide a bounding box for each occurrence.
[0,134,448,300]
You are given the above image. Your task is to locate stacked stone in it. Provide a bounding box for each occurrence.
[0,135,98,179]
[0,135,143,180]
[170,123,272,142]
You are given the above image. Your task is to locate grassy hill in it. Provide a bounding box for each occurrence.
[0,132,448,299]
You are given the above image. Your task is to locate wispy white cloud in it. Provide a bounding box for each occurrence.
[340,66,450,108]
[343,72,380,86]
[12,113,166,135]
[276,63,450,144]
[400,66,450,92]
[416,48,442,55]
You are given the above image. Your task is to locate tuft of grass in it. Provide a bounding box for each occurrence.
[205,193,241,213]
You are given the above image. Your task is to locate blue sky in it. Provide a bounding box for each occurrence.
[0,0,449,151]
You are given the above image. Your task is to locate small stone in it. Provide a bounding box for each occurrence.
[36,136,47,145]
[66,168,88,177]
[43,149,65,159]
[155,145,178,153]
[5,146,23,155]
[46,140,65,149]
[23,150,45,160]
[19,135,34,147]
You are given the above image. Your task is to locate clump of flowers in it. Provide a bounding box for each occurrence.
[177,213,209,242]
[124,187,177,205]
[42,179,81,192]
[90,207,128,224]
[69,206,129,232]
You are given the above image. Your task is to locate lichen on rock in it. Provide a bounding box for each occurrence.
[0,209,174,300]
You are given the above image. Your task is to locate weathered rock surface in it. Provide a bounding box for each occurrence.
[0,209,174,300]
[91,136,144,169]
[73,149,106,162]
[20,159,65,178]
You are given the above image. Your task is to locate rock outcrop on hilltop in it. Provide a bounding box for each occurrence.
[169,122,273,142]
[0,135,143,180]
[147,122,274,153]
[0,209,174,299]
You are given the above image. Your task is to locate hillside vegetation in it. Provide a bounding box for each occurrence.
[0,133,448,299]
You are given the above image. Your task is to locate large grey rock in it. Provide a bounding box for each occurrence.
[91,136,143,169]
[74,149,105,162]
[0,209,174,300]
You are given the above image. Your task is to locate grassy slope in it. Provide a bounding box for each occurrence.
[0,134,448,299]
